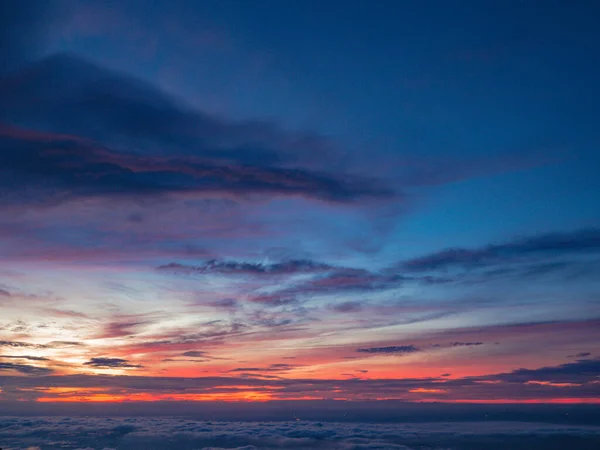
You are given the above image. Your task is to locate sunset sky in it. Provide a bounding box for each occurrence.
[0,0,599,408]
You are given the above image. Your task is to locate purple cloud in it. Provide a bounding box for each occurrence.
[356,345,420,355]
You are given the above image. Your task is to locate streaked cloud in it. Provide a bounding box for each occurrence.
[83,357,143,369]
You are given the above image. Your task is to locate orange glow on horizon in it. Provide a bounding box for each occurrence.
[38,391,275,403]
[32,388,600,405]
[409,388,448,394]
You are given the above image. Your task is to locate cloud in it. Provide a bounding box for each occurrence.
[0,54,394,206]
[0,287,11,297]
[403,228,600,272]
[0,361,53,375]
[0,358,599,404]
[158,259,414,314]
[438,342,484,348]
[157,259,336,277]
[245,268,407,307]
[0,413,598,450]
[0,340,84,350]
[100,321,151,339]
[97,313,164,339]
[0,53,559,266]
[181,351,207,358]
[356,345,419,355]
[246,294,299,306]
[111,320,250,356]
[207,298,240,310]
[1,354,50,361]
[228,363,299,374]
[152,228,600,317]
[569,352,592,358]
[83,358,142,369]
[0,340,45,349]
[300,270,404,294]
[47,340,85,347]
[330,301,363,313]
[0,125,391,206]
[487,358,600,385]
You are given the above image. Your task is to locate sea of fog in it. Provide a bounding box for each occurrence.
[1,416,600,449]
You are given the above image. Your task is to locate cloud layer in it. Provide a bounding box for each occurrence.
[0,416,599,450]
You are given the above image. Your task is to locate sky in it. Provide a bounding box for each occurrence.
[0,0,599,409]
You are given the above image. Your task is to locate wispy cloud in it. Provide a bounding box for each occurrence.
[403,228,600,272]
[0,361,53,375]
[1,354,50,361]
[357,345,420,355]
[83,357,143,369]
[158,259,337,277]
